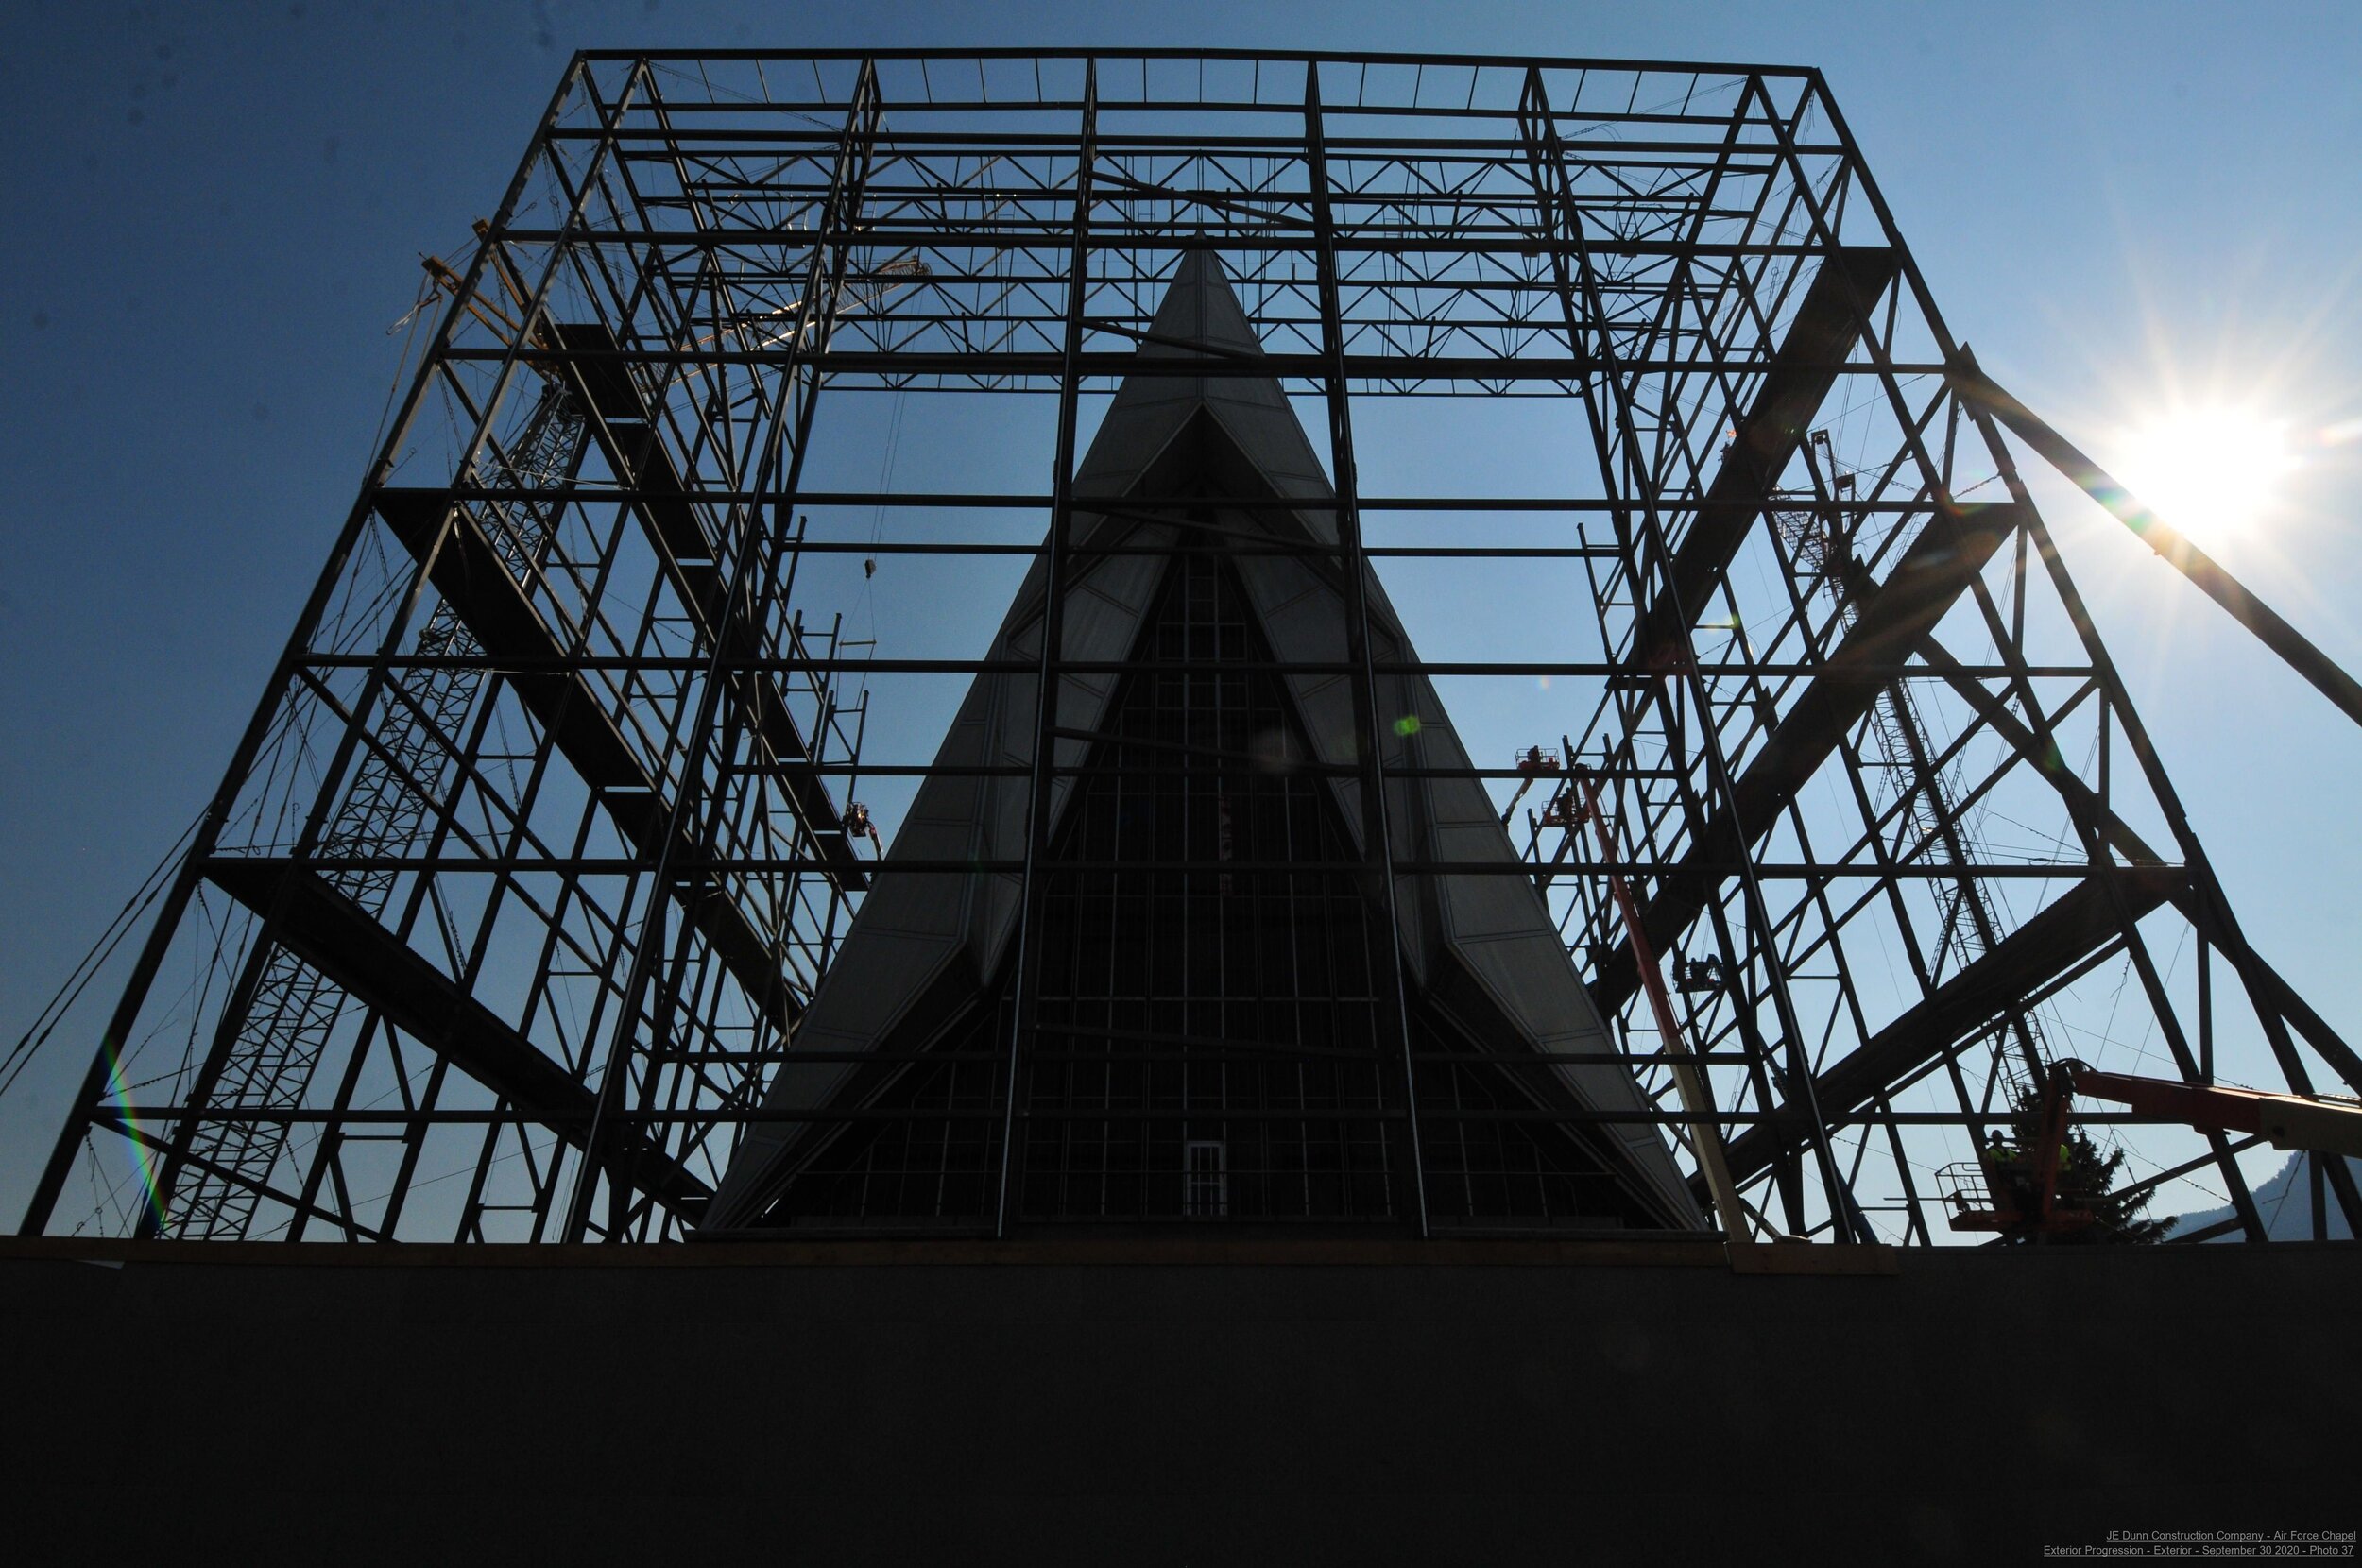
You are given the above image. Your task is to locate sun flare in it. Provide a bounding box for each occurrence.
[2113,404,2297,544]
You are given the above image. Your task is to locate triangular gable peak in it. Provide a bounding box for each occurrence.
[706,253,1702,1232]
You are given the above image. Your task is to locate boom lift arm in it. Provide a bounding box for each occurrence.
[2066,1065,2362,1161]
[1941,1060,2362,1238]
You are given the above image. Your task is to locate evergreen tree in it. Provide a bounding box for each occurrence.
[2007,1079,2173,1244]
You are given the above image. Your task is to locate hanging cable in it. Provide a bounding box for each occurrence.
[0,808,204,1099]
[851,388,908,724]
[864,388,906,587]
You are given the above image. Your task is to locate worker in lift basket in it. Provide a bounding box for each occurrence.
[1983,1129,2034,1220]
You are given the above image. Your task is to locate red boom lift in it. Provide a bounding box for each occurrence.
[1941,1059,2362,1238]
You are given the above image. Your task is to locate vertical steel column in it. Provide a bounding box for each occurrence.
[562,59,882,1242]
[1305,66,1429,1236]
[1518,67,1864,1241]
[994,60,1098,1239]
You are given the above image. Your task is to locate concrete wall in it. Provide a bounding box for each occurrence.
[3,1238,2354,1563]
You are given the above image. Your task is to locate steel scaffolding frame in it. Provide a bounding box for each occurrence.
[22,48,2359,1245]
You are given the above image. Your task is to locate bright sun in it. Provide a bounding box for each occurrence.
[2113,404,2298,543]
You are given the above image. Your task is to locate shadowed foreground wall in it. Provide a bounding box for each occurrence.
[3,1239,2354,1563]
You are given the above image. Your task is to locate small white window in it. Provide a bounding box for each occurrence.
[1183,1139,1228,1218]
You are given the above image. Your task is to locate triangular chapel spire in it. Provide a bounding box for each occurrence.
[705,255,1703,1233]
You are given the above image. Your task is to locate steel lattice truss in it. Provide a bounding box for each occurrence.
[24,49,2359,1245]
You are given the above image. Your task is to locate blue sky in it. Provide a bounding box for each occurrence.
[4,1,2360,1228]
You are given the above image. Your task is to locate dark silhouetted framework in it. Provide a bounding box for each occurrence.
[22,49,2358,1246]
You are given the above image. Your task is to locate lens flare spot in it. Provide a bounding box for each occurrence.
[1393,714,1422,737]
[2114,404,2297,542]
[104,1034,170,1234]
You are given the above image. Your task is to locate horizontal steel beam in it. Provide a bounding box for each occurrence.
[499,228,1870,261]
[1715,865,2187,1190]
[300,646,2092,679]
[202,853,2131,878]
[584,46,1818,76]
[375,489,812,1032]
[1629,245,1900,669]
[199,860,711,1216]
[400,486,1948,513]
[103,1104,2220,1127]
[449,347,1943,379]
[1594,503,2025,1015]
[551,320,871,894]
